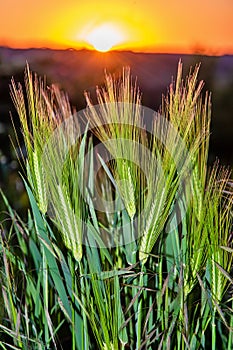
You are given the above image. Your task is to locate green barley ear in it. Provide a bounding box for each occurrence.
[11,65,86,261]
[85,68,145,220]
[41,119,90,263]
[10,66,48,213]
[139,63,212,264]
[115,159,136,219]
[206,165,233,302]
[10,65,76,214]
[52,185,83,262]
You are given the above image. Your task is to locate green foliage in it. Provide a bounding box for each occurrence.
[0,64,232,349]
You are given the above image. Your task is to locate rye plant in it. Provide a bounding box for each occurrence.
[0,63,232,349]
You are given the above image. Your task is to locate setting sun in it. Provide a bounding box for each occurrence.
[82,23,125,52]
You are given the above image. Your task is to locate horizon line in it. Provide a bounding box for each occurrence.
[1,44,233,57]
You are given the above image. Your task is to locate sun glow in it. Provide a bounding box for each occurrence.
[83,23,125,52]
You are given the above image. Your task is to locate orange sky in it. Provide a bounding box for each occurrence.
[0,0,233,54]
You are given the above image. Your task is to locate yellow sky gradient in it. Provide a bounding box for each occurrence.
[0,0,233,54]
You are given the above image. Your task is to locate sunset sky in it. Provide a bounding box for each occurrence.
[0,0,233,54]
